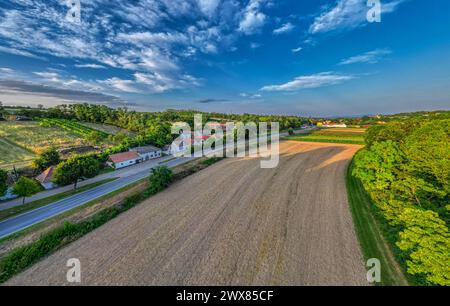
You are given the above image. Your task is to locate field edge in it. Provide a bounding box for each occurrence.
[346,158,409,286]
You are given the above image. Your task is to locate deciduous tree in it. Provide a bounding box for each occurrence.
[33,147,60,172]
[12,177,41,204]
[53,155,100,189]
[147,166,173,195]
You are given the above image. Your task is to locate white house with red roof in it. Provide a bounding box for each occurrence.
[107,151,142,170]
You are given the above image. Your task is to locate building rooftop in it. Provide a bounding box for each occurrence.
[130,145,161,154]
[108,151,140,163]
[35,166,56,184]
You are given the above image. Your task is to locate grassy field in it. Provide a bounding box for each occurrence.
[0,121,85,153]
[0,121,86,169]
[79,122,135,136]
[285,127,366,145]
[0,138,35,170]
[346,160,408,286]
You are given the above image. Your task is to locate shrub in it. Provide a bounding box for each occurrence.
[32,147,60,171]
[147,166,173,195]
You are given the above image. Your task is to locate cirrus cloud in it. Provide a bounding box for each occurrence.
[339,48,391,65]
[309,0,407,34]
[260,72,354,92]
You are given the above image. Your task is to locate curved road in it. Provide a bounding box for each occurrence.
[7,141,367,286]
[0,157,192,239]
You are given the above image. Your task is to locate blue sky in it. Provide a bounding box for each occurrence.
[0,0,449,116]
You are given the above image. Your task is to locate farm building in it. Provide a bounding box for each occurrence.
[107,151,141,170]
[319,121,347,128]
[35,166,57,190]
[130,145,162,161]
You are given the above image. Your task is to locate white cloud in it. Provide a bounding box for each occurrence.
[339,48,391,65]
[116,31,189,46]
[134,72,200,93]
[197,0,221,16]
[0,45,46,60]
[0,0,278,96]
[292,47,303,53]
[273,22,294,35]
[33,71,61,82]
[250,42,262,49]
[0,67,14,73]
[100,77,141,93]
[75,63,107,69]
[239,0,267,35]
[382,0,406,13]
[309,0,406,34]
[260,72,354,92]
[32,70,104,92]
[240,92,262,99]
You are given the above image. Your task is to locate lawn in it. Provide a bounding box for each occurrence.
[284,127,366,145]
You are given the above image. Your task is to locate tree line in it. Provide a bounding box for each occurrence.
[352,115,449,285]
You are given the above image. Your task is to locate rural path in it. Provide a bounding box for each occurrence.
[7,141,367,286]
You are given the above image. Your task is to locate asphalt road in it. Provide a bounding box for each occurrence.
[0,157,192,239]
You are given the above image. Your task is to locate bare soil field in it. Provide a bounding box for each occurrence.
[7,141,367,286]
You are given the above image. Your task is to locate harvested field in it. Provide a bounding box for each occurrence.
[7,141,367,286]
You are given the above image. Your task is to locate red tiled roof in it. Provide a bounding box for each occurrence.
[35,166,55,184]
[108,151,140,163]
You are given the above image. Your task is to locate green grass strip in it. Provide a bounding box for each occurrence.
[346,159,408,286]
[284,135,365,145]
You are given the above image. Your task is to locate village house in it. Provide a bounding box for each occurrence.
[130,145,162,161]
[318,121,347,128]
[35,166,57,190]
[107,151,142,170]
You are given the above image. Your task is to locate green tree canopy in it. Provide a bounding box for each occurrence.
[396,208,450,286]
[353,117,450,285]
[32,147,60,172]
[147,166,173,195]
[53,155,100,189]
[12,177,41,204]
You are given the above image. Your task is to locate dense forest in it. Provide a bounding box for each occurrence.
[352,113,450,285]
